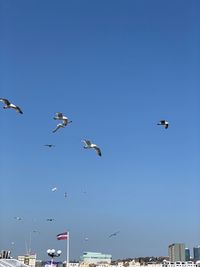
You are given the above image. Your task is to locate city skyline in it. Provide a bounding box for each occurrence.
[0,0,200,261]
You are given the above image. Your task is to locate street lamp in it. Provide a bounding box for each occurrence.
[47,249,62,267]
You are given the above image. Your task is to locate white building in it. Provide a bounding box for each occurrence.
[80,252,112,265]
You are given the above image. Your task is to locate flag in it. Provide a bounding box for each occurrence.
[57,232,68,240]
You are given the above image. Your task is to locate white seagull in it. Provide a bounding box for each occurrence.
[82,139,102,156]
[51,187,57,192]
[53,112,72,125]
[14,216,23,221]
[52,112,72,133]
[0,98,23,114]
[157,120,169,129]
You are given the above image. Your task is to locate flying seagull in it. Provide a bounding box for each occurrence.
[0,98,23,114]
[82,139,102,156]
[51,187,57,192]
[46,218,55,222]
[52,112,72,133]
[14,216,22,221]
[108,231,120,238]
[53,112,72,125]
[44,144,55,148]
[157,120,169,129]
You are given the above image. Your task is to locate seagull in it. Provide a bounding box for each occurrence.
[46,218,54,222]
[53,112,72,126]
[82,139,102,156]
[157,120,169,129]
[51,187,57,192]
[0,98,23,114]
[108,231,120,238]
[52,112,72,133]
[44,144,55,148]
[14,216,22,221]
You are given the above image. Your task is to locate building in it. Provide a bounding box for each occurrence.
[193,246,200,261]
[18,254,36,267]
[185,248,190,261]
[0,251,11,259]
[168,243,186,262]
[162,261,197,267]
[80,252,112,265]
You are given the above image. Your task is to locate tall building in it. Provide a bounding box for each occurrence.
[168,243,186,262]
[193,246,200,261]
[185,248,190,261]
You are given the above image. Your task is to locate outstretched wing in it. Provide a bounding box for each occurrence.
[94,146,102,156]
[15,106,23,114]
[54,112,63,120]
[52,123,63,133]
[83,139,91,146]
[0,98,10,105]
[160,120,166,124]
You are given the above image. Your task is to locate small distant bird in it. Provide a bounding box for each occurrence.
[82,139,102,156]
[44,144,55,148]
[14,216,22,221]
[0,98,23,114]
[51,187,57,192]
[64,192,68,198]
[157,120,169,129]
[32,230,40,234]
[108,231,120,238]
[46,218,54,222]
[84,237,89,241]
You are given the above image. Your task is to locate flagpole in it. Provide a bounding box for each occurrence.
[66,232,69,267]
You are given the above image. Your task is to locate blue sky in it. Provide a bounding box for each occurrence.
[0,0,200,261]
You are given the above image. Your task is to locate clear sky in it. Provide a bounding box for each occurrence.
[0,0,200,262]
